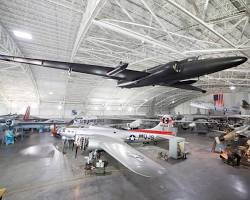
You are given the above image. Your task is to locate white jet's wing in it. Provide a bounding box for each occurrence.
[91,135,166,177]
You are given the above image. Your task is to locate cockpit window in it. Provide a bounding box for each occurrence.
[172,62,182,72]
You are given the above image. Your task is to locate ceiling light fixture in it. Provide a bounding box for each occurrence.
[13,30,32,40]
[49,91,54,95]
[57,105,62,110]
[229,85,236,90]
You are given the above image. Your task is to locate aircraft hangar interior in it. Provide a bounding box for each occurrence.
[1,0,250,199]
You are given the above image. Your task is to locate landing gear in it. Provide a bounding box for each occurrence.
[87,149,100,164]
[62,138,74,154]
[62,139,67,154]
[85,150,107,175]
[74,136,89,158]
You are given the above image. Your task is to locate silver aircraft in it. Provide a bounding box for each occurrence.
[60,115,178,177]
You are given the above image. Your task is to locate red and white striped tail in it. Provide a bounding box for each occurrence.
[214,93,224,107]
[23,106,31,121]
[129,115,177,136]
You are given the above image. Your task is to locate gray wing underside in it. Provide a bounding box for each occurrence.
[169,84,206,93]
[160,80,206,93]
[91,135,166,177]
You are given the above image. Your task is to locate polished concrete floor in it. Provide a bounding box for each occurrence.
[0,132,250,200]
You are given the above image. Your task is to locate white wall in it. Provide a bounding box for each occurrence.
[0,101,149,119]
[0,102,8,115]
[3,92,249,117]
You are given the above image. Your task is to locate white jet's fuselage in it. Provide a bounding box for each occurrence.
[59,116,178,177]
[61,123,175,149]
[62,126,126,139]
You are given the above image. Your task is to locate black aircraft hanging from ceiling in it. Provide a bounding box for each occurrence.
[0,54,247,93]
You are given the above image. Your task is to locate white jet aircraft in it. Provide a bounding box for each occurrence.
[61,115,177,177]
[190,101,241,114]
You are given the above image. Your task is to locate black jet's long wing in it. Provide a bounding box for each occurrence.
[170,82,206,93]
[160,80,206,93]
[0,54,149,81]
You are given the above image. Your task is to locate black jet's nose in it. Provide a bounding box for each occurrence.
[214,56,248,70]
[231,56,248,65]
[227,56,247,65]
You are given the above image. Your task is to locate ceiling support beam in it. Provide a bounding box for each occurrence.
[166,95,201,108]
[164,1,242,48]
[207,13,246,25]
[239,17,249,42]
[203,0,210,20]
[101,19,219,46]
[164,0,250,60]
[136,88,177,112]
[128,56,165,67]
[79,49,125,60]
[0,23,40,104]
[184,47,250,54]
[239,0,250,17]
[93,20,184,56]
[166,93,200,107]
[201,77,250,82]
[226,16,248,33]
[79,48,145,58]
[114,0,135,22]
[44,0,84,13]
[140,0,174,41]
[124,86,157,107]
[87,37,147,57]
[155,92,192,106]
[70,0,107,61]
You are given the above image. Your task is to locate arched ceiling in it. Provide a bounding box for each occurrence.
[0,0,250,115]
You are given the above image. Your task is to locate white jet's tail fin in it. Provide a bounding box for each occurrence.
[150,115,177,135]
[151,115,173,130]
[128,115,177,136]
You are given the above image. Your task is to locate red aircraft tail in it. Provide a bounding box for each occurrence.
[129,115,176,136]
[23,106,31,121]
